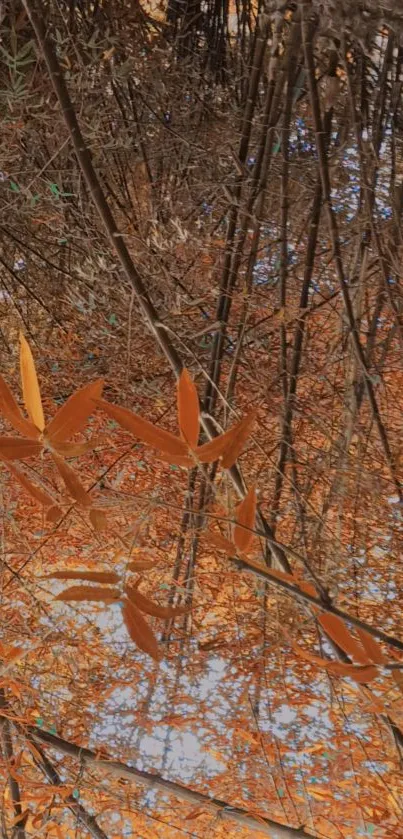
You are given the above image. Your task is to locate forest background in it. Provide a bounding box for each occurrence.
[1,0,403,837]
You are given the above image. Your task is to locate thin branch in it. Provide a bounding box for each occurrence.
[13,722,313,839]
[0,691,26,839]
[25,734,110,839]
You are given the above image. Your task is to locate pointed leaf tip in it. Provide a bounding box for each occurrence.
[19,332,45,431]
[233,485,257,553]
[177,369,200,449]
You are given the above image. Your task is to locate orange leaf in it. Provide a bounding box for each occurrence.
[19,332,45,431]
[2,460,58,510]
[50,438,103,458]
[0,437,42,460]
[318,614,371,665]
[196,410,257,466]
[55,585,120,603]
[89,508,108,531]
[51,453,91,507]
[157,451,194,468]
[0,374,39,438]
[121,597,161,660]
[204,531,236,555]
[45,379,104,442]
[127,559,155,571]
[330,661,379,684]
[221,409,257,468]
[46,570,119,584]
[291,640,378,683]
[46,505,63,524]
[177,369,199,449]
[233,485,257,552]
[96,399,189,457]
[356,628,386,664]
[125,584,188,618]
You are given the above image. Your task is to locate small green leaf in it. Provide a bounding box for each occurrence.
[72,789,80,800]
[109,313,117,326]
[58,237,68,245]
[49,183,60,197]
[10,180,20,192]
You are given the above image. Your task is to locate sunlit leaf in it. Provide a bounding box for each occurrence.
[177,368,199,448]
[233,485,257,552]
[125,584,188,618]
[51,452,91,506]
[0,437,42,460]
[0,374,39,438]
[45,570,119,583]
[121,597,161,660]
[45,379,104,442]
[19,332,45,431]
[96,399,189,457]
[55,585,120,603]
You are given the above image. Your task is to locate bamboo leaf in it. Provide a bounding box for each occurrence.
[125,584,188,618]
[233,485,257,552]
[221,409,257,468]
[50,438,103,458]
[356,629,386,664]
[46,505,63,524]
[291,640,378,683]
[51,452,91,507]
[2,460,59,510]
[157,451,194,468]
[177,369,199,449]
[0,374,40,438]
[318,614,371,665]
[127,559,155,571]
[96,399,189,457]
[19,332,45,431]
[45,379,104,443]
[204,531,236,555]
[196,410,257,466]
[121,597,161,661]
[89,508,108,531]
[45,570,119,583]
[0,437,42,460]
[55,585,120,603]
